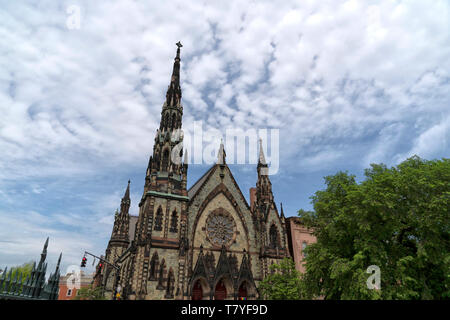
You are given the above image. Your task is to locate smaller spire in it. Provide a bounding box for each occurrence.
[217,139,226,164]
[123,180,130,200]
[280,203,285,218]
[258,138,266,165]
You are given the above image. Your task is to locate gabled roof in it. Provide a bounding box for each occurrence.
[187,164,217,199]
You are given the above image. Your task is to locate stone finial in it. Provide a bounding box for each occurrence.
[217,139,226,164]
[258,138,266,165]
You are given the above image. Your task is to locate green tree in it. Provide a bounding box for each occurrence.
[3,261,34,294]
[301,156,450,300]
[71,285,106,300]
[259,258,303,299]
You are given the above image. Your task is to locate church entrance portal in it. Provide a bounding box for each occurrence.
[192,280,203,300]
[238,281,248,300]
[214,279,227,300]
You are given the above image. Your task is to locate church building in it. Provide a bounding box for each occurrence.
[94,42,290,300]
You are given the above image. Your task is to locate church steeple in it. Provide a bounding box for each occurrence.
[146,42,186,194]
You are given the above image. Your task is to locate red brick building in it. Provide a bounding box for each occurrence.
[285,217,316,273]
[58,271,93,300]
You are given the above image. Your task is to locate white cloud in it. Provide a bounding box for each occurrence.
[0,0,449,267]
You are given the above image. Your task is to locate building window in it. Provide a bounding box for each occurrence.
[67,289,72,296]
[154,207,163,231]
[302,241,307,258]
[269,224,278,249]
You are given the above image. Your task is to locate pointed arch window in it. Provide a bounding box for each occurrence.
[154,207,163,231]
[269,224,279,249]
[169,210,178,233]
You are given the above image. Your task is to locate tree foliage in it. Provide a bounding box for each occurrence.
[259,258,303,299]
[71,285,106,300]
[2,261,34,294]
[301,156,450,299]
[10,261,34,280]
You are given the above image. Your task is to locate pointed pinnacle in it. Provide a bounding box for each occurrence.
[258,138,266,165]
[217,139,226,164]
[57,252,62,267]
[123,180,130,200]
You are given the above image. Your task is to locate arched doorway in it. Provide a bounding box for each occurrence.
[214,279,227,300]
[192,279,203,300]
[238,281,248,300]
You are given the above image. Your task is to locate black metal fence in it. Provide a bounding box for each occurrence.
[0,238,61,300]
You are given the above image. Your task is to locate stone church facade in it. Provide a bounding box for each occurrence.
[94,43,290,300]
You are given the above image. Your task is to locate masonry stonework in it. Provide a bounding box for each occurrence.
[93,43,291,300]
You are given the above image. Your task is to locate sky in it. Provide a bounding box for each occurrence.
[0,0,449,276]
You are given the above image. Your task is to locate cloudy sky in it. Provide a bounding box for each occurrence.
[0,0,449,275]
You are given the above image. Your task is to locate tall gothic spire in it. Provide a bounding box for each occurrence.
[165,41,183,108]
[146,42,187,194]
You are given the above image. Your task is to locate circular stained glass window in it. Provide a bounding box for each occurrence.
[206,209,235,247]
